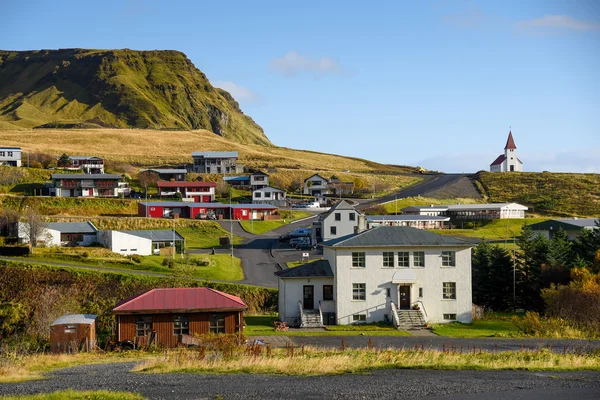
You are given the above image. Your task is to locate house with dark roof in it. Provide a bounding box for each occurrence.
[401,203,528,219]
[63,156,105,174]
[50,173,122,197]
[0,146,22,167]
[490,131,523,172]
[191,151,243,174]
[250,171,269,190]
[142,168,188,181]
[157,181,215,202]
[275,226,473,328]
[311,200,364,243]
[113,288,247,347]
[303,174,331,197]
[529,218,599,240]
[366,215,450,230]
[18,221,98,247]
[99,229,185,256]
[252,186,287,207]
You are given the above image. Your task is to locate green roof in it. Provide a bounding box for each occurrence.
[321,226,473,248]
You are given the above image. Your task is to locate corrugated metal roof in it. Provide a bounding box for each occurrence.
[253,186,285,193]
[230,204,278,209]
[140,201,226,207]
[529,218,599,230]
[223,176,249,182]
[51,314,97,326]
[321,226,472,248]
[51,173,121,179]
[157,181,216,187]
[119,230,185,241]
[367,215,450,222]
[319,200,361,221]
[402,203,527,211]
[69,156,103,160]
[48,222,98,234]
[0,147,21,150]
[144,168,188,174]
[112,288,247,314]
[191,152,238,158]
[275,260,334,278]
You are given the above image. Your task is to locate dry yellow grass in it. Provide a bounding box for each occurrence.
[134,346,600,375]
[0,129,413,174]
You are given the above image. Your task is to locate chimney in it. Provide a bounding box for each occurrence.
[356,214,367,234]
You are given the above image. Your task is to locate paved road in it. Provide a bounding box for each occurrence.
[1,362,599,400]
[356,173,469,210]
[291,335,600,353]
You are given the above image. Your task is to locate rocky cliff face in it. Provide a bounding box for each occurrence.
[0,49,271,145]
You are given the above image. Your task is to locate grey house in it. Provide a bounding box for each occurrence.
[312,200,365,243]
[191,152,243,174]
[0,147,22,167]
[529,218,599,241]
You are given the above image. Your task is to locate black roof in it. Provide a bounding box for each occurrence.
[274,260,333,278]
[321,226,472,247]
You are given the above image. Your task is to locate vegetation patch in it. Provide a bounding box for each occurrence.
[0,196,138,216]
[432,315,519,338]
[134,346,600,375]
[0,390,145,399]
[240,210,312,234]
[430,218,548,241]
[475,171,600,217]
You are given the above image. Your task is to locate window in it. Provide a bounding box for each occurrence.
[352,252,365,268]
[334,212,341,221]
[443,282,456,300]
[130,249,137,252]
[383,252,394,267]
[136,316,152,337]
[413,252,425,267]
[418,287,423,298]
[352,283,366,300]
[349,213,355,221]
[174,315,189,335]
[442,251,456,267]
[210,313,226,333]
[64,325,76,333]
[398,252,409,267]
[255,192,262,198]
[7,152,13,157]
[264,192,271,198]
[386,288,391,297]
[443,314,457,321]
[0,152,4,157]
[330,226,337,235]
[352,314,366,322]
[323,285,333,301]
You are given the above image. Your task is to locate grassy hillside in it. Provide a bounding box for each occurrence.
[475,172,600,217]
[0,49,270,145]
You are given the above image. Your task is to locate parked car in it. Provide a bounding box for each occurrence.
[289,237,310,247]
[130,192,142,199]
[295,242,316,250]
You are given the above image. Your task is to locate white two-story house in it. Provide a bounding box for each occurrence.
[275,226,473,328]
[0,147,22,167]
[252,186,286,207]
[303,174,331,197]
[311,200,363,243]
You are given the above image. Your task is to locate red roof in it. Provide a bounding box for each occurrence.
[157,181,216,188]
[504,131,517,150]
[112,288,247,314]
[490,154,506,166]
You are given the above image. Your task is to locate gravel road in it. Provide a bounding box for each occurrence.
[1,362,599,400]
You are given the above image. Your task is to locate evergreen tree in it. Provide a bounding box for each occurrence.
[472,242,514,311]
[515,225,550,311]
[57,153,70,167]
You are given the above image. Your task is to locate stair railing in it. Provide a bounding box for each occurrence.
[318,300,323,326]
[390,301,401,328]
[410,300,428,320]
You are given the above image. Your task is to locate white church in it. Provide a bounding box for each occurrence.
[490,131,523,172]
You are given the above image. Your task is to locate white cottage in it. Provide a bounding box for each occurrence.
[276,226,473,328]
[252,186,286,207]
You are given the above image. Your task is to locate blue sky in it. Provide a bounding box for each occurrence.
[3,0,599,172]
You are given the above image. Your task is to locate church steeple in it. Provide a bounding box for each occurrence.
[504,130,517,150]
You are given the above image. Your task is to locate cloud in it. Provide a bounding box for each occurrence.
[212,81,259,104]
[517,15,600,32]
[270,51,343,77]
[414,149,600,173]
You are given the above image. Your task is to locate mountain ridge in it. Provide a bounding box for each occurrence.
[0,48,271,145]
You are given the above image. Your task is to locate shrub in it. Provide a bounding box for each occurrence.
[130,254,142,264]
[162,258,175,268]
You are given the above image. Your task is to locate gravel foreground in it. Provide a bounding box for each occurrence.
[1,362,600,400]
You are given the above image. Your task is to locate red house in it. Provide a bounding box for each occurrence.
[138,202,279,220]
[157,181,215,202]
[113,288,247,348]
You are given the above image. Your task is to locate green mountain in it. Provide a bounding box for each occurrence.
[0,49,271,145]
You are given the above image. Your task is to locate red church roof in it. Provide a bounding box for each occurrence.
[490,154,506,166]
[112,288,247,314]
[504,131,517,150]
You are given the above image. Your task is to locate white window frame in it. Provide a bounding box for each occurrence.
[398,251,409,267]
[383,252,394,268]
[352,314,366,323]
[413,251,425,268]
[443,282,456,300]
[352,252,365,268]
[442,251,456,267]
[352,283,366,301]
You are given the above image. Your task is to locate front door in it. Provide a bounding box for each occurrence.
[303,285,314,310]
[399,285,411,310]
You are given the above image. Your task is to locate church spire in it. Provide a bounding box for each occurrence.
[504,130,517,150]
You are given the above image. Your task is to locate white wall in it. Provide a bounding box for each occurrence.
[322,209,359,241]
[99,230,152,256]
[278,277,335,325]
[328,246,472,325]
[17,222,59,246]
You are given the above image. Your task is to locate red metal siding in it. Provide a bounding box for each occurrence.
[50,322,96,353]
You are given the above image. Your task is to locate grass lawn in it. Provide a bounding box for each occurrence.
[0,390,145,400]
[27,249,244,281]
[244,315,412,337]
[432,315,520,338]
[176,225,243,249]
[430,218,548,242]
[240,210,312,234]
[286,259,322,268]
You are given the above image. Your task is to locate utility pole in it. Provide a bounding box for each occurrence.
[513,235,517,310]
[230,187,233,269]
[395,195,398,215]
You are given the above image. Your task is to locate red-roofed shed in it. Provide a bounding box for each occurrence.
[113,288,247,347]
